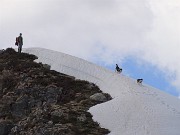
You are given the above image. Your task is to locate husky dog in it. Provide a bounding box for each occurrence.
[137,79,143,84]
[115,64,122,73]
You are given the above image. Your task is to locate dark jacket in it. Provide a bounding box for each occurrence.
[18,36,23,45]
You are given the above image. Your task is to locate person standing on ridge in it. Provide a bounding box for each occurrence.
[16,33,23,53]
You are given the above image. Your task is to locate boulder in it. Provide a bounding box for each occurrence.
[90,93,107,102]
[43,64,51,70]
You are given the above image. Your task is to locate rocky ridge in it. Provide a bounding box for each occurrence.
[0,48,111,135]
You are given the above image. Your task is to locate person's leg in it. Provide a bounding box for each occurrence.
[18,44,22,53]
[20,45,22,53]
[18,45,20,53]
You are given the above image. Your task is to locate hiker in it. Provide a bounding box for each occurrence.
[15,33,23,53]
[115,64,122,73]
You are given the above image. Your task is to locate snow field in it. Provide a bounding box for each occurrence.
[24,48,180,135]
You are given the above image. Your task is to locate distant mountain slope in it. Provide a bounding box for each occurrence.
[24,48,180,135]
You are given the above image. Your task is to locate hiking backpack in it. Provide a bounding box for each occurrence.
[15,37,18,46]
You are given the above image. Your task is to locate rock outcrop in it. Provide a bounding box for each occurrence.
[90,93,110,102]
[0,48,112,135]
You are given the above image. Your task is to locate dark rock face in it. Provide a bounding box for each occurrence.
[11,95,29,118]
[0,48,112,135]
[0,121,13,135]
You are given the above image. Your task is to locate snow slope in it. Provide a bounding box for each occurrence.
[24,48,180,135]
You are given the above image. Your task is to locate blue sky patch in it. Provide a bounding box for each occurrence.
[96,57,179,97]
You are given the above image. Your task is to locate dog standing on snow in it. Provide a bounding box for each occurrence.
[115,64,122,73]
[137,79,143,84]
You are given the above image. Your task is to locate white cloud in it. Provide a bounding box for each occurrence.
[0,0,180,92]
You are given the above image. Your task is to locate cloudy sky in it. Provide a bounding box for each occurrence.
[0,0,180,97]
